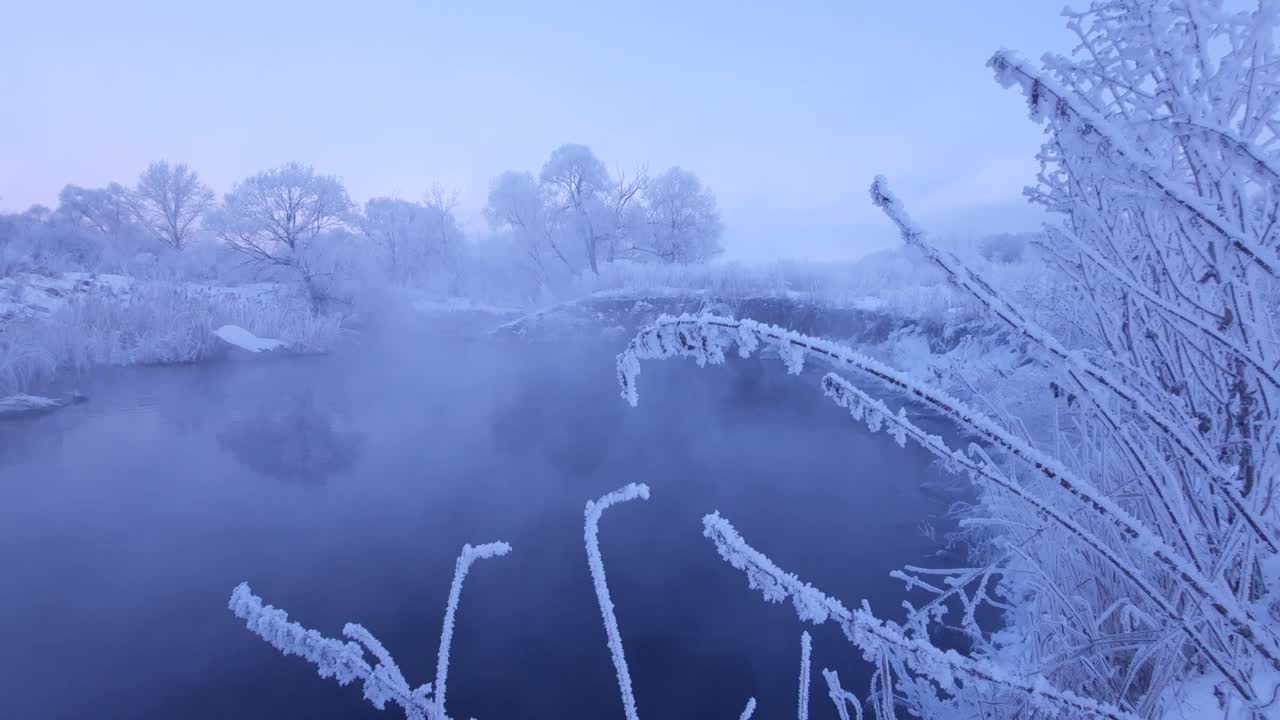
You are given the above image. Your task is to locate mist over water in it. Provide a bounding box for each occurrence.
[0,318,951,719]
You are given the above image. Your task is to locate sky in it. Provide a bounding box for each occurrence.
[2,1,1072,262]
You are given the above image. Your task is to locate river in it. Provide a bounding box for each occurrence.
[0,318,955,719]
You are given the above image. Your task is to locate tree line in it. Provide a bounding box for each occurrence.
[0,144,724,304]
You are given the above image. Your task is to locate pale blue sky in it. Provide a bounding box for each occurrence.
[3,1,1071,260]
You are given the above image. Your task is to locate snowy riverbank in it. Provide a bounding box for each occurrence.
[0,272,345,398]
[0,251,1044,420]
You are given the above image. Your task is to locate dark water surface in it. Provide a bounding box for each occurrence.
[0,322,954,719]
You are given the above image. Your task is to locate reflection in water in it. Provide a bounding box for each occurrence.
[216,393,361,485]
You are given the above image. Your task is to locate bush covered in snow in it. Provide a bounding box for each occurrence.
[613,3,1280,717]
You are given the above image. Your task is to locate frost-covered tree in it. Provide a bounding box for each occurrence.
[636,167,723,263]
[486,145,726,282]
[8,184,150,271]
[212,163,352,265]
[616,1,1280,718]
[602,165,649,264]
[210,162,353,306]
[540,144,611,275]
[538,144,650,274]
[977,2,1280,708]
[421,185,466,292]
[128,160,214,250]
[484,169,574,286]
[56,183,135,242]
[18,204,53,225]
[362,189,463,285]
[361,197,424,275]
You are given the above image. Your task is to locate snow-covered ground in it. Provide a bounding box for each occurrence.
[0,272,286,324]
[0,272,118,322]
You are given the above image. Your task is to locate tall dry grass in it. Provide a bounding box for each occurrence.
[0,280,343,395]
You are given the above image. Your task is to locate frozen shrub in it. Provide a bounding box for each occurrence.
[615,2,1280,716]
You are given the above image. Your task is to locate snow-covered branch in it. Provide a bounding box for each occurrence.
[629,313,1269,607]
[818,372,1264,702]
[701,512,1139,720]
[620,310,1278,701]
[435,542,512,719]
[229,582,436,719]
[585,483,651,720]
[869,176,1277,555]
[989,50,1280,277]
[822,669,864,720]
[229,539,510,720]
[798,631,812,720]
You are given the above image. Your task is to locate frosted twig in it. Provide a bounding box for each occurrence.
[822,669,863,720]
[617,312,1280,686]
[435,542,512,719]
[343,622,416,712]
[988,50,1280,277]
[701,512,1138,720]
[798,631,812,720]
[229,582,435,719]
[585,483,651,720]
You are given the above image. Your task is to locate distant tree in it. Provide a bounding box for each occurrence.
[602,165,648,264]
[637,167,723,263]
[422,186,464,258]
[362,186,464,284]
[0,208,29,273]
[484,170,571,283]
[540,144,613,274]
[40,186,155,270]
[210,162,353,306]
[56,183,135,241]
[128,161,215,250]
[20,204,53,225]
[487,146,721,280]
[7,198,103,270]
[362,197,427,276]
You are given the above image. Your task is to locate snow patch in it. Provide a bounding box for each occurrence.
[213,325,286,353]
[0,394,70,416]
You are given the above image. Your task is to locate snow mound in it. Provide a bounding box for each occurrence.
[0,394,70,417]
[213,325,286,353]
[0,273,109,322]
